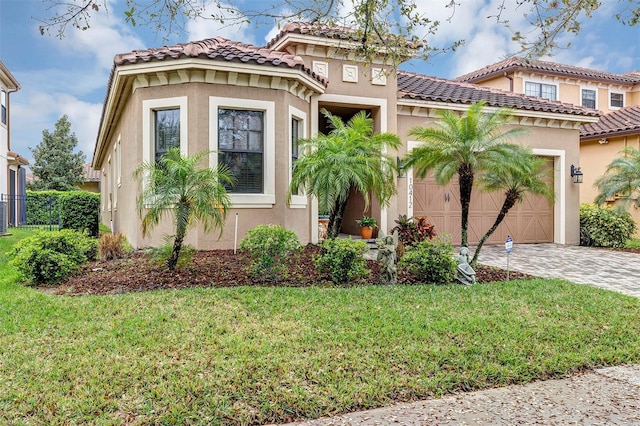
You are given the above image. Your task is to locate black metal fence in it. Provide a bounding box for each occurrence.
[0,193,61,231]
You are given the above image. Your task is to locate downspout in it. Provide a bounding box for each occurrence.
[503,72,514,92]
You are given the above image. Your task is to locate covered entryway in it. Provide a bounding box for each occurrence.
[412,158,554,245]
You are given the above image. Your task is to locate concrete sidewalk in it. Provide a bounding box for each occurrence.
[278,244,640,425]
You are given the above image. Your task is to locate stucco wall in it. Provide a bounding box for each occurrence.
[581,134,640,237]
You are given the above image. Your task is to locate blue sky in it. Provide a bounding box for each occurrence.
[1,0,639,166]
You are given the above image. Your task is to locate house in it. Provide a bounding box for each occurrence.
[92,23,599,250]
[75,163,101,193]
[457,57,640,232]
[0,60,29,232]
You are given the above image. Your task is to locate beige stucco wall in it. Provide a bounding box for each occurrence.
[99,81,317,250]
[581,134,640,236]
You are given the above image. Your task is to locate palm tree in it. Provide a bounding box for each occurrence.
[594,147,640,209]
[289,109,401,238]
[470,150,554,266]
[403,101,526,247]
[135,148,234,270]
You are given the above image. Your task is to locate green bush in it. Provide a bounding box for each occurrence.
[25,190,63,225]
[580,203,637,248]
[399,236,456,284]
[11,229,97,285]
[314,237,370,284]
[240,224,301,282]
[59,191,100,237]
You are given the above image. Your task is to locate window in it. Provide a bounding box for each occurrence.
[581,89,596,109]
[116,137,122,186]
[525,81,557,100]
[154,109,180,162]
[209,97,275,207]
[142,97,188,167]
[218,109,264,193]
[1,90,6,125]
[610,92,624,108]
[288,106,307,207]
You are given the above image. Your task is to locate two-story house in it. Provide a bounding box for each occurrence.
[457,57,640,230]
[93,24,598,250]
[0,60,28,233]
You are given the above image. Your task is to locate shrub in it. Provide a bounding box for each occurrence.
[399,236,456,284]
[314,237,370,284]
[580,203,637,248]
[59,191,100,237]
[11,229,97,285]
[240,224,301,282]
[25,190,63,226]
[391,214,437,258]
[98,233,129,261]
[147,241,195,269]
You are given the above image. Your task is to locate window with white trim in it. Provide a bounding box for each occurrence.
[116,137,122,186]
[209,97,275,207]
[1,90,6,125]
[581,89,596,109]
[218,109,264,193]
[525,81,557,100]
[154,108,180,163]
[288,105,307,206]
[610,92,624,108]
[142,97,188,167]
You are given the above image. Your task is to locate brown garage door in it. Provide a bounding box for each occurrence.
[412,161,554,245]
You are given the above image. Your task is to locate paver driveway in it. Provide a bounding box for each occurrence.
[476,243,640,298]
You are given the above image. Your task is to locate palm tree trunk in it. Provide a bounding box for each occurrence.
[458,164,474,247]
[471,191,518,267]
[167,203,189,271]
[327,197,349,239]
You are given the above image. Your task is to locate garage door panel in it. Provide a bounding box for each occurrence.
[412,158,554,245]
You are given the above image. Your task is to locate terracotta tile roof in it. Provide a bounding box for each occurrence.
[265,21,422,49]
[398,71,600,118]
[114,36,326,86]
[580,105,640,139]
[82,163,101,182]
[266,22,361,48]
[455,57,640,85]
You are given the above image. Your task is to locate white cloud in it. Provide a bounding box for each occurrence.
[186,3,254,44]
[11,90,101,162]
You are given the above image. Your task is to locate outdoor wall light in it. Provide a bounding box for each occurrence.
[397,156,407,178]
[570,165,583,184]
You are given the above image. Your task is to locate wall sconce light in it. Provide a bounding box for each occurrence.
[599,138,609,144]
[397,157,406,178]
[570,165,583,184]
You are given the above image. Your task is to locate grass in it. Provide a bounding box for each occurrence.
[1,231,640,424]
[625,238,640,250]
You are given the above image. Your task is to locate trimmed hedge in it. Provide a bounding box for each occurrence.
[25,190,62,225]
[59,191,100,237]
[26,190,100,236]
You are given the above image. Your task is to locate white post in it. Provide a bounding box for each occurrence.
[233,213,239,255]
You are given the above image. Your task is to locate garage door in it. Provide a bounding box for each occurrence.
[412,160,554,245]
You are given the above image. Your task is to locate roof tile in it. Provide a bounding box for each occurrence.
[398,71,600,118]
[580,105,640,139]
[114,36,327,86]
[456,57,640,85]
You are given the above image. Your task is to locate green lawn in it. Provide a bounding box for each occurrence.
[625,238,640,250]
[1,230,640,425]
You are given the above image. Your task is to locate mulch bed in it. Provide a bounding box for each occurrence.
[49,244,538,296]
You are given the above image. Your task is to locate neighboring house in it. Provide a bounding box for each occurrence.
[457,57,640,231]
[93,23,598,250]
[580,105,640,230]
[76,163,101,193]
[0,60,28,231]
